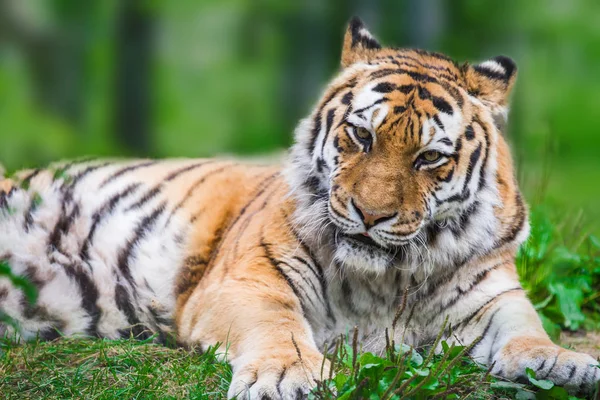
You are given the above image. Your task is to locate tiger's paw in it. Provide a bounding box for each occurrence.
[492,337,599,395]
[227,350,328,400]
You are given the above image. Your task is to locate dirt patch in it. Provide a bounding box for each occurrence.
[560,331,600,359]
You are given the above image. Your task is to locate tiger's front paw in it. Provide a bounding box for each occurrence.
[493,337,599,395]
[228,350,328,400]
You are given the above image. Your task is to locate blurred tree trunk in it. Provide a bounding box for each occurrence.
[404,0,445,49]
[114,0,155,155]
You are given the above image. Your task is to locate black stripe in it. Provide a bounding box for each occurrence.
[353,98,386,115]
[370,68,438,83]
[458,287,522,330]
[292,256,335,323]
[80,183,141,261]
[165,164,235,225]
[417,85,431,100]
[20,169,42,189]
[164,161,208,182]
[230,188,278,260]
[281,260,321,305]
[23,193,43,232]
[115,282,140,327]
[496,193,526,247]
[117,202,167,286]
[126,186,161,211]
[48,203,80,254]
[69,264,101,335]
[278,261,321,311]
[439,81,464,107]
[464,125,475,141]
[48,162,113,252]
[372,82,396,93]
[341,91,353,105]
[319,108,336,157]
[308,112,323,155]
[433,96,453,115]
[0,191,7,210]
[393,106,407,115]
[39,327,63,341]
[461,142,483,195]
[541,353,559,379]
[60,161,113,191]
[349,17,381,49]
[430,261,508,324]
[475,118,490,191]
[126,162,211,211]
[308,82,356,155]
[341,277,360,316]
[398,84,415,94]
[99,160,156,188]
[206,173,280,271]
[433,115,445,130]
[470,307,501,354]
[261,239,307,315]
[46,254,101,336]
[536,359,547,372]
[474,64,509,81]
[577,366,592,393]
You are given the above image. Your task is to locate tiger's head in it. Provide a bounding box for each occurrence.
[286,18,528,274]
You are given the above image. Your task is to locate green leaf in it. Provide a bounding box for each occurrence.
[448,345,465,359]
[589,235,600,250]
[526,367,555,390]
[539,313,562,341]
[515,389,536,400]
[337,388,355,400]
[490,381,527,390]
[534,294,554,310]
[441,341,449,353]
[544,385,570,400]
[410,350,423,367]
[548,282,586,330]
[421,376,439,390]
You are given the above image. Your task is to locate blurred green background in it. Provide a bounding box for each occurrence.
[1,0,599,226]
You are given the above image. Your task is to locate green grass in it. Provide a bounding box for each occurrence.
[1,206,599,399]
[0,337,231,399]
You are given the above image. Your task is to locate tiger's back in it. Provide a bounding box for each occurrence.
[0,158,279,341]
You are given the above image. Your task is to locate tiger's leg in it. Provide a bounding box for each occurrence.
[455,286,599,394]
[177,258,328,400]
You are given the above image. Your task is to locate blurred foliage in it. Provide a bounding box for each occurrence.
[517,207,600,338]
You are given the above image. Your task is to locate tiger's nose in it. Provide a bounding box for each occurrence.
[351,200,397,229]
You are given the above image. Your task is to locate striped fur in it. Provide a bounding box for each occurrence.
[0,18,598,399]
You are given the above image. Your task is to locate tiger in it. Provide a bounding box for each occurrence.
[0,17,598,399]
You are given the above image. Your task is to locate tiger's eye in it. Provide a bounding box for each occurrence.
[422,151,441,162]
[355,127,371,140]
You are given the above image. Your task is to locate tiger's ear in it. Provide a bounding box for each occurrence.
[463,56,517,108]
[341,17,382,68]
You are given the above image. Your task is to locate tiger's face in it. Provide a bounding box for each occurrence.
[287,18,523,274]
